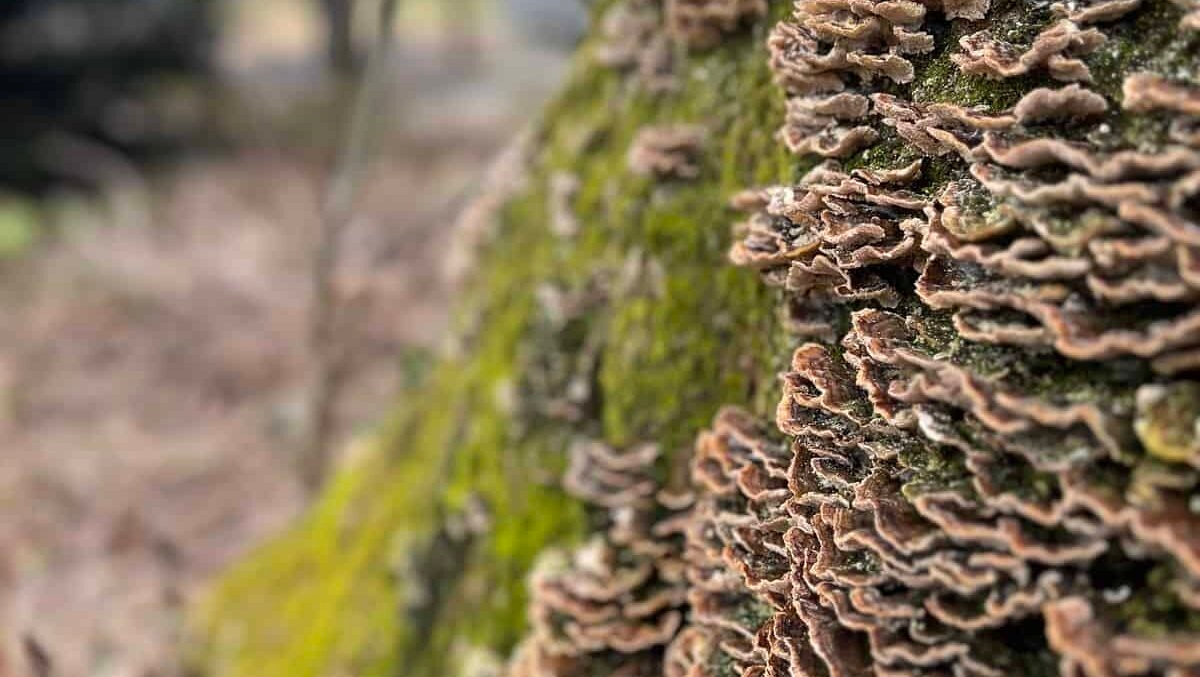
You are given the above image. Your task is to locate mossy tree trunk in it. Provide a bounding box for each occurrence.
[192,0,1200,676]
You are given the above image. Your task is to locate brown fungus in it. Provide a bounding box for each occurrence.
[628,125,707,180]
[508,0,1200,675]
[1051,0,1145,23]
[767,0,940,158]
[1044,597,1200,677]
[665,0,768,49]
[596,0,678,92]
[729,161,927,308]
[1124,73,1200,117]
[1012,84,1110,124]
[782,93,880,158]
[511,438,692,677]
[1177,0,1200,30]
[597,0,662,69]
[951,20,1105,81]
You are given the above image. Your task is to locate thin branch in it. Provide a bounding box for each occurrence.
[302,0,403,494]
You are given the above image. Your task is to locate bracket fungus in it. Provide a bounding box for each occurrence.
[666,0,769,49]
[511,438,693,677]
[952,21,1106,82]
[597,0,678,92]
[628,125,708,180]
[505,0,1200,675]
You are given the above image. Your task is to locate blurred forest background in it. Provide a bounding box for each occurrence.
[0,1,585,675]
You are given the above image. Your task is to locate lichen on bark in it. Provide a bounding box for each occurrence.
[192,0,1200,676]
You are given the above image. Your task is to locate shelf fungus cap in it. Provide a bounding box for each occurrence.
[628,125,708,180]
[1013,84,1109,124]
[952,20,1104,81]
[1123,73,1200,116]
[666,0,769,49]
[1135,382,1200,466]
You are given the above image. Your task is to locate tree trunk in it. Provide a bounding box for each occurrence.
[320,0,359,75]
[192,1,1200,677]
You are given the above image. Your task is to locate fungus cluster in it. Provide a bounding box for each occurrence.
[509,440,693,677]
[597,0,677,92]
[952,20,1105,81]
[767,0,945,158]
[666,0,769,48]
[628,125,708,179]
[598,0,771,92]
[716,0,1200,671]
[507,0,1200,674]
[729,160,926,311]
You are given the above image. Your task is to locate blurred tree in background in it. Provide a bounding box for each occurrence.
[319,0,357,74]
[0,0,215,190]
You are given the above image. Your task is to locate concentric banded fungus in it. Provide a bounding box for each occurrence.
[1011,84,1109,125]
[508,0,1200,675]
[1124,74,1200,117]
[767,0,939,158]
[660,321,1199,677]
[513,439,692,677]
[716,0,1200,673]
[729,160,926,308]
[671,407,791,677]
[1051,0,1145,23]
[1177,0,1200,29]
[952,20,1105,81]
[597,0,677,92]
[666,0,768,49]
[628,125,707,179]
[901,69,1200,370]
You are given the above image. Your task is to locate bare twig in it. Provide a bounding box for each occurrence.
[302,0,403,494]
[320,0,360,75]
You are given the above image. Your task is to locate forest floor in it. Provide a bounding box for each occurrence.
[0,2,571,675]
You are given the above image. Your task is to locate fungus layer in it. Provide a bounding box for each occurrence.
[597,0,678,92]
[628,125,708,179]
[508,0,1200,675]
[667,0,769,48]
[510,439,692,677]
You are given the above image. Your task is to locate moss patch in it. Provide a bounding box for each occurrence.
[0,195,39,257]
[191,6,798,677]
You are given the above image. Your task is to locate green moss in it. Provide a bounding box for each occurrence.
[900,441,976,499]
[1135,382,1200,464]
[0,195,38,257]
[1109,563,1200,637]
[192,8,799,677]
[910,54,1040,112]
[907,0,1054,112]
[1087,0,1199,100]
